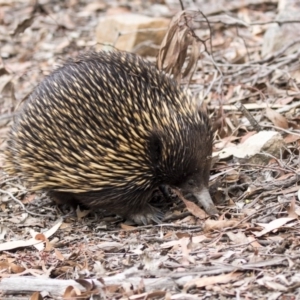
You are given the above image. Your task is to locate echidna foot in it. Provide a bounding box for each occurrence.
[130,207,164,225]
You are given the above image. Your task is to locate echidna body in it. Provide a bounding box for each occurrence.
[5,51,215,224]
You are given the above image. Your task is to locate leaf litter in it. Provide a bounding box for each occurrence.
[0,0,300,299]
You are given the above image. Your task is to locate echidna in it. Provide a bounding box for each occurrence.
[4,51,216,224]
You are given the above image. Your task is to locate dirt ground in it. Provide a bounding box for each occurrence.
[0,0,300,299]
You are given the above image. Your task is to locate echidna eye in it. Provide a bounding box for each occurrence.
[188,179,195,186]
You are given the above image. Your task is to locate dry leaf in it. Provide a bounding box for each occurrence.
[287,197,298,218]
[254,217,296,237]
[0,218,63,251]
[0,74,13,94]
[223,169,240,183]
[184,272,242,289]
[76,279,94,291]
[176,232,191,238]
[106,6,131,15]
[265,107,288,129]
[203,219,239,232]
[34,233,53,251]
[55,248,65,261]
[182,198,207,219]
[30,291,43,300]
[180,237,192,266]
[240,131,256,143]
[161,235,206,248]
[275,96,294,105]
[0,261,26,273]
[221,103,283,111]
[22,193,36,204]
[76,206,90,219]
[146,291,167,298]
[120,223,137,231]
[12,16,35,36]
[97,242,123,251]
[84,2,107,12]
[248,235,263,248]
[63,285,82,299]
[157,10,201,83]
[284,134,300,144]
[226,231,248,244]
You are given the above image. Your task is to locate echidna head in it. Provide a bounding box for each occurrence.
[148,110,216,214]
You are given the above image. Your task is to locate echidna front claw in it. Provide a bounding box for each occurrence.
[130,214,148,225]
[151,210,165,224]
[130,206,164,225]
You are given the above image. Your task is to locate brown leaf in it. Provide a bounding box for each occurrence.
[287,197,298,218]
[203,219,239,232]
[176,232,191,238]
[284,134,300,144]
[248,235,263,248]
[76,206,90,219]
[265,107,288,129]
[12,16,35,36]
[84,2,107,12]
[10,262,26,273]
[35,233,46,241]
[182,198,207,219]
[184,272,242,289]
[22,193,36,204]
[30,292,43,300]
[147,291,167,298]
[120,223,137,231]
[240,131,256,143]
[180,237,192,266]
[275,96,294,105]
[35,233,53,251]
[182,38,200,80]
[106,6,131,16]
[55,248,65,261]
[0,63,10,76]
[157,10,201,83]
[0,261,25,274]
[0,74,13,94]
[63,285,82,299]
[223,169,240,183]
[76,279,93,291]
